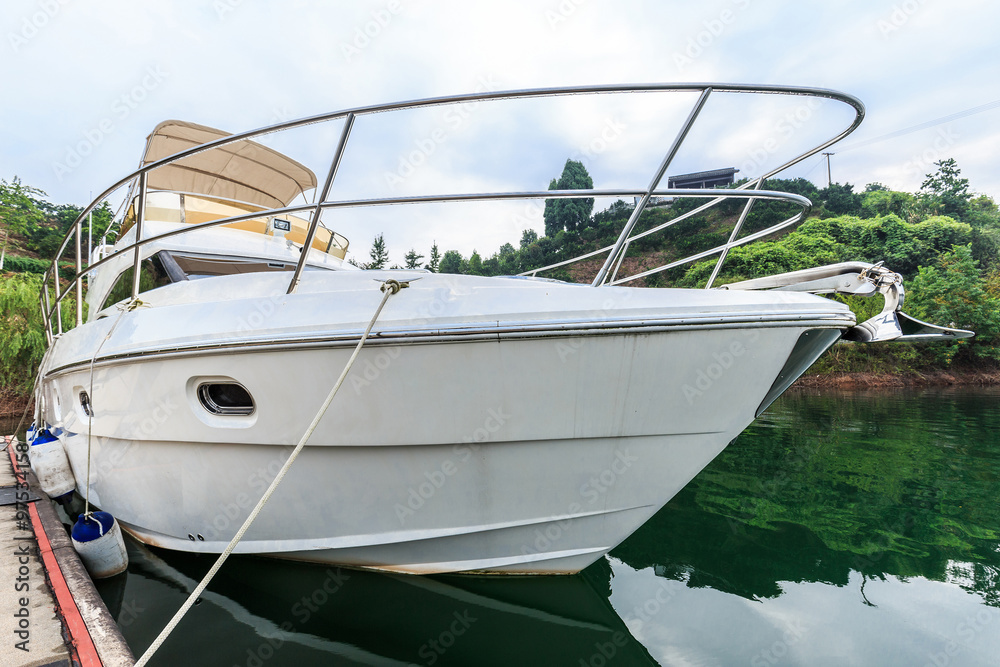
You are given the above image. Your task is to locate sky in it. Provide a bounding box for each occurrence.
[2,0,998,264]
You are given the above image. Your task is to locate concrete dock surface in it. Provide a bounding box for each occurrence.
[1,435,134,667]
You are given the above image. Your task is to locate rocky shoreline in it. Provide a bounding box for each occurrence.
[791,368,1000,389]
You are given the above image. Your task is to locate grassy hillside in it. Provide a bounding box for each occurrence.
[396,161,1000,376]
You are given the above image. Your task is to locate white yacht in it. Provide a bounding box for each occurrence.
[34,84,970,574]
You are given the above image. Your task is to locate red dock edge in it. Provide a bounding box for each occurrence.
[7,438,127,666]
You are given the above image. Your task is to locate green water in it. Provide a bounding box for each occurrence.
[95,389,999,666]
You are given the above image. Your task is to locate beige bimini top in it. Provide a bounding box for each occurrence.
[142,120,317,209]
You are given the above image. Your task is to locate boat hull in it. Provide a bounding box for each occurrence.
[39,273,850,574]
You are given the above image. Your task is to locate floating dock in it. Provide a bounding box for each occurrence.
[1,435,134,667]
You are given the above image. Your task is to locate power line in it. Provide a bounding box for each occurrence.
[801,154,825,179]
[836,98,1000,152]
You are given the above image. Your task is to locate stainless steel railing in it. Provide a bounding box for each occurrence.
[39,83,864,343]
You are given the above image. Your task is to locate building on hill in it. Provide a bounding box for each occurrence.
[635,167,740,207]
[667,168,739,190]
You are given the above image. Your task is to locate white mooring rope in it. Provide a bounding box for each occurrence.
[85,298,142,516]
[135,279,404,667]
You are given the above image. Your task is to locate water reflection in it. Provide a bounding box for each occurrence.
[613,389,999,610]
[97,389,1000,665]
[103,540,656,666]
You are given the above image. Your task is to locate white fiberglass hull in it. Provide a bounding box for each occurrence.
[39,271,852,574]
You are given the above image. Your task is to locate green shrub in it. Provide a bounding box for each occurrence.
[0,274,47,392]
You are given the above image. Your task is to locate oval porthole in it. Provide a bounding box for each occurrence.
[197,383,255,416]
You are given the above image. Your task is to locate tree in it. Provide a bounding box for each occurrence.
[364,233,389,269]
[495,243,519,275]
[543,160,594,236]
[0,273,50,392]
[404,248,424,269]
[0,178,46,270]
[46,200,117,247]
[425,242,441,272]
[819,182,862,216]
[520,229,538,249]
[467,250,483,275]
[860,188,914,219]
[920,158,972,219]
[906,244,1000,363]
[593,199,633,225]
[439,250,464,274]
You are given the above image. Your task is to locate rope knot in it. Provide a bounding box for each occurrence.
[381,279,406,294]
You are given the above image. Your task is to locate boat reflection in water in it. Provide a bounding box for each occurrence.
[102,539,656,666]
[99,390,1000,665]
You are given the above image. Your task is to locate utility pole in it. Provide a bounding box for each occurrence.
[822,152,834,187]
[88,190,92,268]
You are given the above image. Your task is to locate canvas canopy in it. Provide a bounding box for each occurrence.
[142,120,317,209]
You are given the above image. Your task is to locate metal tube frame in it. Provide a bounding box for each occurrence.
[131,172,147,300]
[704,178,763,289]
[54,250,62,336]
[75,219,83,327]
[287,113,355,295]
[593,87,713,287]
[38,83,865,341]
[40,284,53,346]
